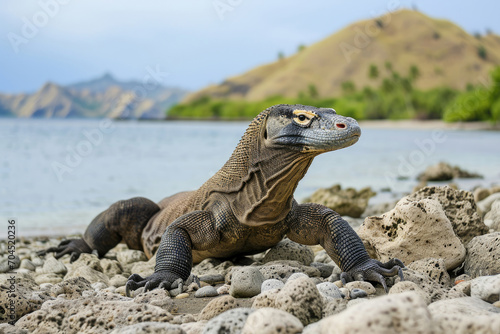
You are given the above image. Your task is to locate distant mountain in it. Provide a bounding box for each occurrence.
[0,73,188,119]
[184,9,500,102]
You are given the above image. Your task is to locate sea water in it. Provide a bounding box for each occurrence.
[1,118,499,237]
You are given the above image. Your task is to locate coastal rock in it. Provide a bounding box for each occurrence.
[117,250,148,265]
[394,268,446,303]
[389,281,431,304]
[0,273,51,323]
[34,273,63,285]
[470,275,500,303]
[40,257,67,276]
[110,322,185,334]
[252,289,280,309]
[70,253,103,272]
[109,274,128,287]
[64,265,110,285]
[193,258,233,278]
[358,196,466,270]
[316,292,432,333]
[464,232,500,278]
[477,193,500,216]
[16,292,173,334]
[305,184,376,218]
[316,282,343,301]
[20,259,36,271]
[134,289,176,312]
[130,259,155,278]
[229,267,264,298]
[310,262,335,278]
[199,295,239,321]
[484,200,500,230]
[261,278,284,292]
[407,258,451,287]
[286,272,309,282]
[262,239,314,265]
[0,324,28,334]
[241,308,303,334]
[202,308,253,334]
[344,281,376,295]
[181,321,207,334]
[100,259,123,277]
[195,286,218,298]
[363,201,398,217]
[417,162,482,181]
[274,277,323,326]
[258,261,321,281]
[474,187,492,203]
[313,250,334,264]
[49,277,93,298]
[322,298,348,317]
[349,289,368,299]
[406,186,487,243]
[429,297,500,333]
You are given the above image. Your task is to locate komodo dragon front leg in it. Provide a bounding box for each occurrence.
[286,202,404,292]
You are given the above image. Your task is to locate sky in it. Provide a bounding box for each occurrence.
[1,0,500,94]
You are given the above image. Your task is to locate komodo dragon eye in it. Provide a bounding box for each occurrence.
[293,110,316,127]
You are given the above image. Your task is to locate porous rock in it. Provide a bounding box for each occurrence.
[310,262,335,278]
[417,162,482,181]
[274,277,323,326]
[394,268,446,303]
[429,297,500,333]
[389,280,431,305]
[110,322,185,334]
[241,308,303,334]
[117,250,148,265]
[100,258,123,277]
[229,267,264,298]
[0,273,52,323]
[16,292,173,334]
[305,184,376,218]
[322,298,348,317]
[470,274,500,303]
[199,295,239,321]
[464,232,500,278]
[316,292,432,333]
[201,308,253,334]
[261,278,284,292]
[262,239,314,265]
[134,289,177,312]
[405,186,487,243]
[316,282,343,301]
[64,265,110,285]
[257,261,321,282]
[407,257,451,287]
[485,200,500,230]
[344,281,376,295]
[50,277,93,298]
[477,193,500,216]
[40,257,67,275]
[358,196,466,270]
[252,288,280,309]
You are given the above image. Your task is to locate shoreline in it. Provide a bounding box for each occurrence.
[359,119,500,131]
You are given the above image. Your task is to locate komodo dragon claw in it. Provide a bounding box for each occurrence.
[340,258,405,292]
[37,238,92,263]
[125,271,185,297]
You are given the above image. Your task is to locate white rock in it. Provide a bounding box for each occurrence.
[241,308,303,334]
[41,257,67,275]
[229,267,264,298]
[261,278,284,292]
[470,275,500,303]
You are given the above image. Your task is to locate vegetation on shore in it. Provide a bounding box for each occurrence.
[168,65,500,123]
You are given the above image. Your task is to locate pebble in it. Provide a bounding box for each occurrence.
[470,274,500,303]
[116,249,148,265]
[287,272,309,282]
[217,284,230,295]
[199,274,225,284]
[242,307,304,334]
[202,308,254,334]
[175,293,189,299]
[229,267,264,298]
[344,281,376,295]
[199,295,239,321]
[20,259,36,271]
[195,286,218,298]
[349,288,367,299]
[316,282,343,300]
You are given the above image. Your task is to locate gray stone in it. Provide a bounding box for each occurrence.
[199,295,239,321]
[241,308,303,334]
[100,258,123,277]
[394,268,447,303]
[261,278,284,292]
[274,277,323,326]
[34,273,63,285]
[110,322,185,334]
[19,259,36,271]
[229,267,264,298]
[358,196,466,270]
[286,272,309,282]
[464,232,500,278]
[195,286,218,298]
[252,289,280,309]
[258,261,321,281]
[117,250,148,265]
[470,275,500,303]
[310,262,335,278]
[201,308,253,334]
[316,292,433,333]
[350,288,368,299]
[262,239,314,265]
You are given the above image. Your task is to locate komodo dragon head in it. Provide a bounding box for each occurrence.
[263,104,361,153]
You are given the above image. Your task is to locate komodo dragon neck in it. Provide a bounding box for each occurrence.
[198,111,316,226]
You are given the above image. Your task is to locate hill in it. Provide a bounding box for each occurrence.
[184,9,500,103]
[0,73,188,119]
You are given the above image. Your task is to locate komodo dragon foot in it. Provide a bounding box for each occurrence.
[125,272,200,297]
[37,238,92,263]
[340,258,405,292]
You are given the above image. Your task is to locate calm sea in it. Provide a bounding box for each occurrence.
[1,118,499,238]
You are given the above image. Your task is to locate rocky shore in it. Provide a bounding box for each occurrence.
[1,184,500,333]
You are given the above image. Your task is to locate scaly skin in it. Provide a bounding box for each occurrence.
[40,104,404,294]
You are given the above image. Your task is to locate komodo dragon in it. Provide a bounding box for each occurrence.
[41,104,404,294]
